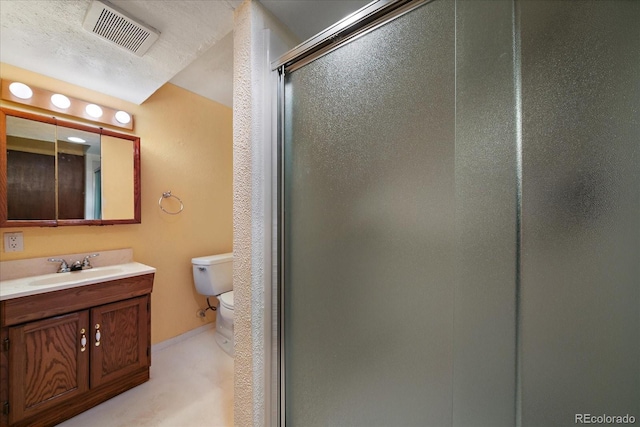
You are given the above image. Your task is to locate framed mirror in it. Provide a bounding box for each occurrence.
[0,108,141,227]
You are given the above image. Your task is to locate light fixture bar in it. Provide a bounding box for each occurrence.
[0,79,133,130]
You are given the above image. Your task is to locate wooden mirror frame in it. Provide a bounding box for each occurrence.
[0,108,141,227]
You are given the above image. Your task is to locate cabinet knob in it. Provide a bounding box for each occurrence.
[95,324,101,347]
[80,328,87,352]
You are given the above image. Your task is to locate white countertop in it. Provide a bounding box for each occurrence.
[0,262,156,301]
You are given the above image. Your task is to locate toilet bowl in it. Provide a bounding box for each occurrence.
[214,290,234,355]
[191,253,234,357]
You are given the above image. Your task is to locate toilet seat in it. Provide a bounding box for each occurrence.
[219,291,234,310]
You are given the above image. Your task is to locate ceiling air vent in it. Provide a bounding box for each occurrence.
[82,0,160,57]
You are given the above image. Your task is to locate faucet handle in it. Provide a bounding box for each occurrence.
[82,253,100,269]
[48,258,70,273]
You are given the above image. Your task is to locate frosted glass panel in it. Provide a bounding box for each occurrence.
[281,0,639,425]
[284,1,455,425]
[452,1,518,426]
[520,1,640,425]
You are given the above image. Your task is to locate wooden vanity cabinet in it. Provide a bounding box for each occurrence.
[90,297,149,388]
[0,273,154,427]
[8,311,90,424]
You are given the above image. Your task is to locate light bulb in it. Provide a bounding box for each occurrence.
[85,104,103,118]
[68,137,86,143]
[115,110,131,124]
[51,94,71,109]
[9,82,33,99]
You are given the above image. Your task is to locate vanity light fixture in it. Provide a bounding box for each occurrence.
[8,82,33,99]
[68,136,87,143]
[0,79,134,130]
[51,93,71,109]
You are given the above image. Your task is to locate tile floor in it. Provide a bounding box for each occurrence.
[58,325,234,427]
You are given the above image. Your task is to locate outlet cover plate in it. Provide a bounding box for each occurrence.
[4,232,24,252]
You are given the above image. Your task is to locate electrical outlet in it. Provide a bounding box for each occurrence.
[3,232,24,252]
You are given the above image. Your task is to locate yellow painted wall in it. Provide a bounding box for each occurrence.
[0,63,233,344]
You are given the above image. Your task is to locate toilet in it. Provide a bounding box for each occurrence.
[191,253,234,356]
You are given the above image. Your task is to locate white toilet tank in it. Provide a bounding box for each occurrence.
[191,253,233,296]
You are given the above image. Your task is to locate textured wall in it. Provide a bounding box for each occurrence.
[233,1,297,425]
[233,1,263,425]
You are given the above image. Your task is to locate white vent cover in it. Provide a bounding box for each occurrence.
[82,0,160,56]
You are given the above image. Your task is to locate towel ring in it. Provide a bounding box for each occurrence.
[159,191,184,215]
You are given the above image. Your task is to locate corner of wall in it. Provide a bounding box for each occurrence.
[232,1,296,426]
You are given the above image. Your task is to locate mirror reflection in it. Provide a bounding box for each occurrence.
[101,134,134,220]
[2,108,140,226]
[56,126,101,220]
[6,116,57,220]
[6,119,102,220]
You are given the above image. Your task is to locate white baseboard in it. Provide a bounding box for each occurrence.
[152,322,215,354]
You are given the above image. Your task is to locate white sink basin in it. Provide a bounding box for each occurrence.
[0,262,156,301]
[29,268,124,287]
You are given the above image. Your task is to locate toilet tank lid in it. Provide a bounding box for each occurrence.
[192,253,233,265]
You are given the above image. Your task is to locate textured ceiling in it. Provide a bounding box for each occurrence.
[0,0,369,107]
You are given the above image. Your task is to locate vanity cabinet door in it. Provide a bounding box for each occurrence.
[8,311,90,424]
[90,296,150,388]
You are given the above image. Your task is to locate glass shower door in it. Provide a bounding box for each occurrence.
[279,0,639,425]
[283,1,457,425]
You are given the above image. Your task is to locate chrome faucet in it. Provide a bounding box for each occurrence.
[70,260,83,271]
[48,258,70,273]
[81,253,99,269]
[48,253,99,273]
